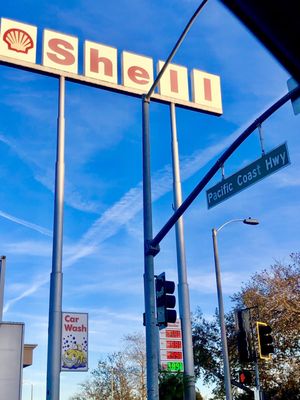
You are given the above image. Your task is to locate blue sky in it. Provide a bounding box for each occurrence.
[0,1,299,399]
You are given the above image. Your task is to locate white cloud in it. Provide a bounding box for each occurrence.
[189,271,245,295]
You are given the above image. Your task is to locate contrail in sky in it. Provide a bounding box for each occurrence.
[0,210,52,237]
[4,128,240,311]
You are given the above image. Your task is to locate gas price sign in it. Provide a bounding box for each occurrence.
[159,320,184,372]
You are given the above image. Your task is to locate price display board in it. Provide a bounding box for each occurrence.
[159,320,184,372]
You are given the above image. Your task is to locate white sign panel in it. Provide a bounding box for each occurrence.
[84,40,118,83]
[192,69,222,111]
[43,29,78,74]
[0,18,37,63]
[61,312,88,372]
[0,322,24,400]
[157,61,189,101]
[122,51,154,92]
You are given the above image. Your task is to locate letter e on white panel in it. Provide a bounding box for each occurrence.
[157,61,189,102]
[43,29,78,74]
[192,70,222,114]
[84,41,117,84]
[0,18,37,63]
[122,51,153,92]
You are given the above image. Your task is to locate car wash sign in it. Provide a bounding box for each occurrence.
[0,17,222,114]
[61,312,88,372]
[206,142,290,209]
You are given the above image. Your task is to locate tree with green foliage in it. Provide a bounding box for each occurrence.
[192,253,300,400]
[159,371,204,400]
[70,332,146,400]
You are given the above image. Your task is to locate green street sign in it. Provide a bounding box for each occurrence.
[206,143,290,209]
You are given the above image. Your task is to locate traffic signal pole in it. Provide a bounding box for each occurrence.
[254,361,262,400]
[142,96,160,400]
[170,103,196,400]
[141,3,209,399]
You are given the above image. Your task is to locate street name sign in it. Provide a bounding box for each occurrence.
[206,142,290,209]
[159,319,183,372]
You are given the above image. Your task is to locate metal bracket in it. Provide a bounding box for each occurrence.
[145,240,160,256]
[221,164,225,180]
[142,94,151,104]
[257,124,265,156]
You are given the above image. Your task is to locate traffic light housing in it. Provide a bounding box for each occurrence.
[239,369,252,385]
[235,310,253,363]
[257,321,274,360]
[237,329,252,363]
[155,272,177,329]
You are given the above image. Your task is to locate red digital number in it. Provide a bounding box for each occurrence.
[166,330,181,338]
[167,351,182,360]
[166,341,182,349]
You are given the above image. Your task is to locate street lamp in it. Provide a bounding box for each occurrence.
[212,217,259,400]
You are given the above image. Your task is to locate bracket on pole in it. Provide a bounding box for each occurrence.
[145,240,160,256]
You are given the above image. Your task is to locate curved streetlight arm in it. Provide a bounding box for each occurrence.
[216,218,245,233]
[145,0,209,100]
[216,217,259,233]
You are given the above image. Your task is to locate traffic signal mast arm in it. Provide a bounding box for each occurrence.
[150,86,300,251]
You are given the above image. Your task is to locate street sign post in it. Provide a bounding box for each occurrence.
[206,142,290,209]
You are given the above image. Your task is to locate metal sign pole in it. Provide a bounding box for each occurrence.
[0,256,6,321]
[46,76,65,400]
[170,103,195,400]
[212,228,232,400]
[142,96,159,400]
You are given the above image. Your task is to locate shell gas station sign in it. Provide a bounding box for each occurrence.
[0,17,222,114]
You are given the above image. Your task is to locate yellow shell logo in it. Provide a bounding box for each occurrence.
[3,28,34,54]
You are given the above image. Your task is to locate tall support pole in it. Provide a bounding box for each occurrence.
[142,95,159,400]
[255,360,262,400]
[212,229,232,400]
[0,256,6,321]
[170,103,195,400]
[46,76,66,400]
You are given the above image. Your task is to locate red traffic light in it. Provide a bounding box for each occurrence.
[239,369,252,385]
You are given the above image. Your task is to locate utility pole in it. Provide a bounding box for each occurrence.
[46,76,66,400]
[170,103,195,399]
